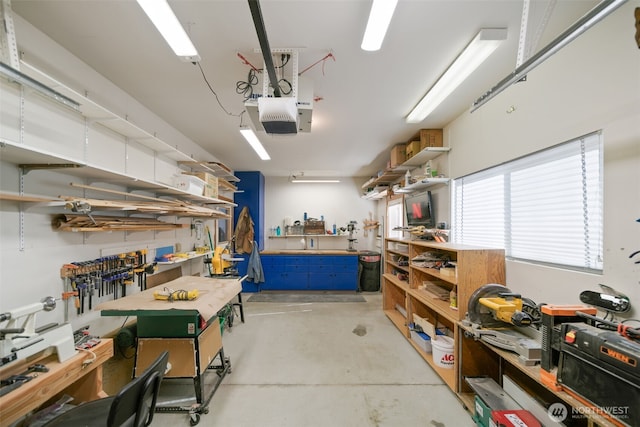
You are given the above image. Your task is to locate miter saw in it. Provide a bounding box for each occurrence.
[464,284,543,366]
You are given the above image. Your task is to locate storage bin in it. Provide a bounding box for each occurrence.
[410,325,432,353]
[174,175,206,196]
[432,335,455,369]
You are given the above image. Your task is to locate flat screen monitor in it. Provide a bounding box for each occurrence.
[404,191,434,227]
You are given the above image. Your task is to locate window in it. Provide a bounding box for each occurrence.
[387,198,404,239]
[452,132,603,272]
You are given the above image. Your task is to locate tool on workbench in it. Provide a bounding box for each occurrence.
[579,283,630,313]
[463,284,543,365]
[153,288,199,301]
[538,304,597,390]
[0,363,49,396]
[557,319,640,426]
[0,298,76,367]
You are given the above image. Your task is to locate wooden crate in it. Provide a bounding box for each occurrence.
[303,220,326,235]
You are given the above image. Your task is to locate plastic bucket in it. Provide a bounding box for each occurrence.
[431,335,455,369]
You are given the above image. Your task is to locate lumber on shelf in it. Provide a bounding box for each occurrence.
[58,196,230,218]
[52,214,189,232]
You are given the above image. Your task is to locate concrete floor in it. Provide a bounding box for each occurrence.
[152,293,475,427]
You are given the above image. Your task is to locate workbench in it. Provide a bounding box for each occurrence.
[95,276,243,425]
[0,338,113,427]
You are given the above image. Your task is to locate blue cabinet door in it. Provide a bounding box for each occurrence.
[283,256,309,290]
[261,255,286,290]
[331,256,359,290]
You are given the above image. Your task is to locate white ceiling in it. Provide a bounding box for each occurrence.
[10,0,598,178]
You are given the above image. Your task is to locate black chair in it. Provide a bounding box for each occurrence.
[44,351,169,427]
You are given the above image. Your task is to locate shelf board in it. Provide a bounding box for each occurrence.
[411,264,458,285]
[457,322,619,427]
[386,261,410,272]
[177,161,240,183]
[362,169,405,190]
[386,248,409,257]
[407,336,456,390]
[383,273,410,291]
[361,189,388,200]
[394,177,450,193]
[157,252,212,265]
[457,392,476,414]
[408,288,460,324]
[399,147,450,167]
[383,309,408,334]
[0,139,235,209]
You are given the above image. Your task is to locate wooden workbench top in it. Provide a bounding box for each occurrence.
[95,276,242,321]
[0,339,113,427]
[260,250,361,255]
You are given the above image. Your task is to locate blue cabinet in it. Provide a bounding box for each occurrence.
[260,254,358,291]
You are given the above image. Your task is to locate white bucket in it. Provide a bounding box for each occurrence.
[431,335,455,369]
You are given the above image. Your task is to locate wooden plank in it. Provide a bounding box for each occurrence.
[0,339,113,426]
[68,182,182,205]
[0,192,62,203]
[58,196,229,218]
[146,266,183,289]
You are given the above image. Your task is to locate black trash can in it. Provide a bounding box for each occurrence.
[358,251,381,292]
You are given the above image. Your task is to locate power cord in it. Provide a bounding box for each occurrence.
[77,347,97,368]
[195,62,243,118]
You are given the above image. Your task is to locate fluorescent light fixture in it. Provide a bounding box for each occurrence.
[136,0,200,62]
[289,172,340,183]
[471,0,626,112]
[361,0,398,51]
[406,28,507,123]
[240,128,271,160]
[291,179,341,184]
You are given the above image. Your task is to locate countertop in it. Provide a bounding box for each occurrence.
[260,250,364,255]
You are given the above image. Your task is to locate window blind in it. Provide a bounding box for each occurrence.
[452,132,603,272]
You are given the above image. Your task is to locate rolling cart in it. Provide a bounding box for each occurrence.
[97,276,243,425]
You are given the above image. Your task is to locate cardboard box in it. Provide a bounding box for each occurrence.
[406,140,421,158]
[390,143,406,167]
[183,171,218,188]
[416,129,443,149]
[183,172,219,198]
[491,410,541,427]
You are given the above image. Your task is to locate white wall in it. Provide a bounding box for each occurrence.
[0,16,221,336]
[445,2,640,315]
[264,176,381,252]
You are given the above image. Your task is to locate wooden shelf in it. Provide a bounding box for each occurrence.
[400,147,450,167]
[394,177,450,193]
[363,146,451,191]
[382,236,505,398]
[458,322,619,427]
[383,273,410,291]
[156,252,212,265]
[177,161,240,183]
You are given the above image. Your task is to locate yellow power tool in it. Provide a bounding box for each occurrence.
[468,284,537,328]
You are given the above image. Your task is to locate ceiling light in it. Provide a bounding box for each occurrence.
[289,172,340,183]
[471,0,626,112]
[361,0,398,51]
[240,128,271,160]
[406,28,507,123]
[136,0,200,62]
